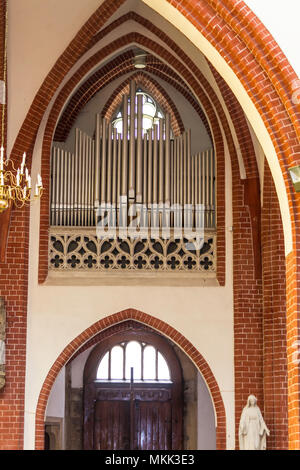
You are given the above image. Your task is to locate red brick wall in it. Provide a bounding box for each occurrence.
[286,249,300,448]
[230,141,264,449]
[0,204,29,449]
[262,161,288,449]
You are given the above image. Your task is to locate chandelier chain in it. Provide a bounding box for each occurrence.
[1,0,7,152]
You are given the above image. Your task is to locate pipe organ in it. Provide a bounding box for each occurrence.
[49,81,216,274]
[50,82,215,234]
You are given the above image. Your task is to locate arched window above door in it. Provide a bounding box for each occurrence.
[96,339,171,382]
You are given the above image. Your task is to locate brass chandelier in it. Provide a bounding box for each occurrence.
[0,149,43,213]
[0,1,43,214]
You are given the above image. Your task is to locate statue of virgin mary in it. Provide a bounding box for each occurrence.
[239,395,270,450]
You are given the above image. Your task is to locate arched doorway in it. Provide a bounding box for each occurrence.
[83,329,183,450]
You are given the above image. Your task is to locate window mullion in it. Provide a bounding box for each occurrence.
[108,349,111,381]
[123,343,126,380]
[141,343,144,381]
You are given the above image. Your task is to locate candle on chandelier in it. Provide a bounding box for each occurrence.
[21,152,26,174]
[0,172,4,186]
[16,168,20,186]
[27,175,31,189]
[37,173,42,187]
[0,146,3,171]
[35,183,39,197]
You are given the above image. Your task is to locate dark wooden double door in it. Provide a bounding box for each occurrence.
[84,382,181,450]
[83,329,183,450]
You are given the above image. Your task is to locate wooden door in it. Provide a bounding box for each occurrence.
[134,399,172,450]
[91,386,173,450]
[93,400,130,450]
[83,329,183,450]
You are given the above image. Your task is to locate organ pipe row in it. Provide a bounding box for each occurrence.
[50,81,215,230]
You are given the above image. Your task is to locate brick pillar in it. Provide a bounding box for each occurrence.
[0,205,29,449]
[286,249,300,448]
[262,161,288,449]
[232,173,264,448]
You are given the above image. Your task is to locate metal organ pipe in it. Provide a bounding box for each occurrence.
[112,128,118,207]
[84,134,89,226]
[100,119,107,205]
[165,113,171,207]
[129,81,136,200]
[136,93,143,203]
[91,139,95,226]
[50,105,216,234]
[121,93,128,198]
[50,146,56,225]
[94,114,101,209]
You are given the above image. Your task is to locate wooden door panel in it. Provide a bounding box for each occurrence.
[134,400,172,450]
[94,400,130,450]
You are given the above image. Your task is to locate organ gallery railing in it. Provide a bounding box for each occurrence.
[49,81,216,274]
[49,228,216,273]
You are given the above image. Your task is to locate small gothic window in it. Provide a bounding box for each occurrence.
[111,88,169,138]
[96,340,171,382]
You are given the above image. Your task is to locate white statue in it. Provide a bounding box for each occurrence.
[239,395,270,450]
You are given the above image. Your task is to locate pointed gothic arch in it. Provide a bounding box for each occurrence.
[34,309,226,450]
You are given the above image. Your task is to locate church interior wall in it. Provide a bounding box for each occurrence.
[0,0,297,450]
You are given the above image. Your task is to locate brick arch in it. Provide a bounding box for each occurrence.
[53,53,211,143]
[101,71,185,136]
[101,68,212,142]
[53,49,136,142]
[34,308,226,450]
[54,66,185,141]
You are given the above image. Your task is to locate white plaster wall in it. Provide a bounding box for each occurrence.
[46,368,65,419]
[71,347,93,389]
[197,371,216,450]
[7,0,105,155]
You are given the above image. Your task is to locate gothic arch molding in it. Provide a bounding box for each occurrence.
[101,71,184,135]
[54,68,185,141]
[34,309,226,450]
